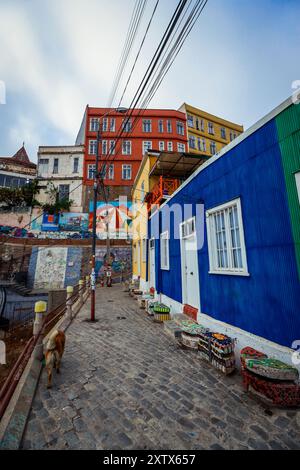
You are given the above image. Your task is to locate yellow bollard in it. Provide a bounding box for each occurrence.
[33,301,47,360]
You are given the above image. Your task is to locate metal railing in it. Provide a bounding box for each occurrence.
[0,278,90,420]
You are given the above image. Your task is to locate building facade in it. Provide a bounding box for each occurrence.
[75,106,188,209]
[149,96,300,366]
[179,103,243,156]
[0,145,36,188]
[36,145,84,213]
[132,150,209,290]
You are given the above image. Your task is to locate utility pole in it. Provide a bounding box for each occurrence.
[90,128,100,321]
[90,107,128,317]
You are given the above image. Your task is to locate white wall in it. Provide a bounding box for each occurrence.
[37,146,84,212]
[159,293,300,374]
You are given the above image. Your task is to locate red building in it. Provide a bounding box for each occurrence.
[75,106,187,209]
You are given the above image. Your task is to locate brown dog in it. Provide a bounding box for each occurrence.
[45,330,65,389]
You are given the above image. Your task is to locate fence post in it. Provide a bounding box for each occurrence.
[85,274,90,290]
[33,301,47,360]
[79,279,84,305]
[66,286,74,320]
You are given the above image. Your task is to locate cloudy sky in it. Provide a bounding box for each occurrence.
[0,0,299,161]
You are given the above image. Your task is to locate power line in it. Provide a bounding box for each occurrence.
[107,0,148,108]
[117,0,160,108]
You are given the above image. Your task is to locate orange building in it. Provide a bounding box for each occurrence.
[75,106,188,208]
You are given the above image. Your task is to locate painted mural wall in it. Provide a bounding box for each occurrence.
[95,246,132,279]
[89,201,133,239]
[28,246,83,289]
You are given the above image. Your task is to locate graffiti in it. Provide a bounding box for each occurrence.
[95,247,132,279]
[59,213,89,232]
[34,247,67,289]
[89,201,133,239]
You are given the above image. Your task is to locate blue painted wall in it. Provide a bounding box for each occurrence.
[153,117,300,348]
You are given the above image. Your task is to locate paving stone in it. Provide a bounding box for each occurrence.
[248,438,270,450]
[22,285,300,450]
[250,424,269,441]
[274,416,291,429]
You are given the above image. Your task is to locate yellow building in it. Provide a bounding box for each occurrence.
[131,152,156,291]
[132,150,208,291]
[179,103,244,156]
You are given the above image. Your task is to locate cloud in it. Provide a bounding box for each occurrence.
[0,0,299,160]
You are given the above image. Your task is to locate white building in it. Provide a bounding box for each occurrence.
[37,145,84,212]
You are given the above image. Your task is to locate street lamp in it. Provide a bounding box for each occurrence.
[90,106,128,321]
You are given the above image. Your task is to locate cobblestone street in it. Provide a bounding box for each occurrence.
[22,285,300,450]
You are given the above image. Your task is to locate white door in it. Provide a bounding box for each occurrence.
[181,219,200,310]
[149,238,156,290]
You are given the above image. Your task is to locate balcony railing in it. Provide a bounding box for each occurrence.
[145,176,180,212]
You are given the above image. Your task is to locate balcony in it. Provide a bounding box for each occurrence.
[145,176,180,212]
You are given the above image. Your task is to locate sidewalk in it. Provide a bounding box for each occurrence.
[22,285,300,450]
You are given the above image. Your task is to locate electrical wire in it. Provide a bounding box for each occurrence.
[107,0,148,108]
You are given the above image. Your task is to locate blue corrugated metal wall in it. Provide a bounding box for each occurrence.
[154,117,300,348]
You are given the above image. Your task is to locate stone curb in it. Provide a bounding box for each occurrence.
[0,292,90,449]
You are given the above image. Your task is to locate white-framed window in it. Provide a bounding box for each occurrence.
[221,127,226,139]
[295,172,300,204]
[158,120,164,133]
[142,238,147,262]
[167,120,172,133]
[143,119,152,132]
[101,140,108,155]
[110,118,116,132]
[159,141,165,152]
[176,121,185,136]
[73,157,79,173]
[122,118,132,132]
[202,138,206,152]
[109,140,116,155]
[160,231,169,270]
[143,141,152,154]
[89,139,97,155]
[210,141,217,155]
[53,158,59,174]
[122,164,132,180]
[200,119,205,132]
[38,158,49,175]
[87,164,96,180]
[90,118,99,132]
[107,164,114,180]
[189,136,196,149]
[208,122,214,135]
[101,117,108,132]
[230,131,237,142]
[167,142,173,152]
[187,114,194,127]
[122,140,132,155]
[180,217,195,239]
[177,143,186,153]
[206,198,249,276]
